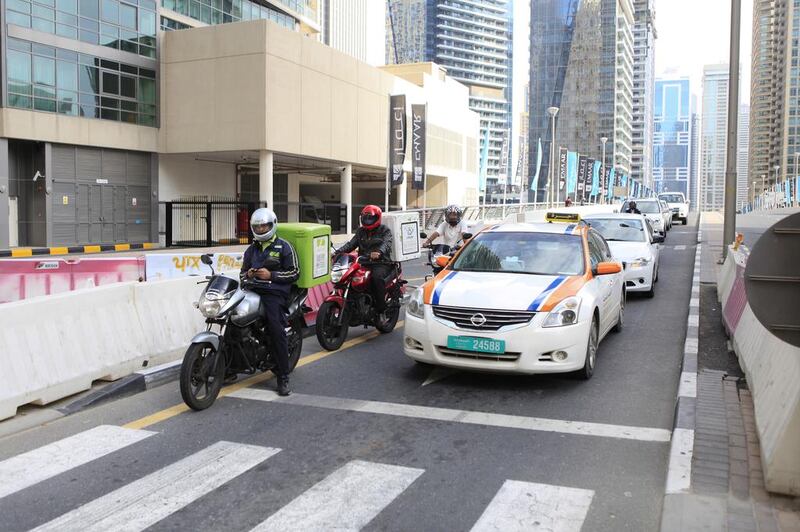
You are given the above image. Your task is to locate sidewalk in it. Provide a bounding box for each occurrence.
[661,213,800,532]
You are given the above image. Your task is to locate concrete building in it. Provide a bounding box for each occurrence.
[652,77,691,198]
[320,0,385,66]
[631,0,656,188]
[528,0,634,201]
[0,8,479,249]
[386,0,512,193]
[700,64,729,212]
[737,104,750,209]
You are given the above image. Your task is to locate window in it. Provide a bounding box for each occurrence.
[587,232,606,267]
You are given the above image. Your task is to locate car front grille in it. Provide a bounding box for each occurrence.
[432,305,535,331]
[437,346,521,362]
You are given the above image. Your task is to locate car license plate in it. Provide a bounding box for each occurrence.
[447,336,505,354]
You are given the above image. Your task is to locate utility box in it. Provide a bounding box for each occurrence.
[276,223,331,288]
[382,211,421,262]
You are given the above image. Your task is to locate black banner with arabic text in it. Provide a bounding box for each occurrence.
[411,104,426,190]
[577,155,588,197]
[558,147,567,191]
[388,94,406,186]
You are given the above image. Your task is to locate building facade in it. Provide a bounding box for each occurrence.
[528,0,634,201]
[689,95,699,209]
[630,0,655,188]
[738,104,750,209]
[387,0,512,193]
[652,77,691,198]
[0,3,479,249]
[321,0,385,66]
[700,64,729,212]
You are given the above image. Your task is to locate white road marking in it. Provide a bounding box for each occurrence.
[0,425,154,500]
[470,480,594,532]
[688,314,700,328]
[251,460,423,532]
[674,245,687,250]
[229,389,672,443]
[422,366,459,386]
[690,297,700,308]
[665,428,694,494]
[678,372,697,398]
[684,337,699,355]
[33,441,280,532]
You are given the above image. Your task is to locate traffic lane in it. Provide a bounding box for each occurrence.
[280,221,698,430]
[0,392,668,532]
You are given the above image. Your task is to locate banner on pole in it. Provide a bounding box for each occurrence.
[607,168,616,200]
[388,94,407,186]
[591,160,601,197]
[602,165,611,197]
[499,130,510,184]
[558,147,567,191]
[410,104,426,191]
[478,128,490,193]
[584,158,595,200]
[530,138,543,200]
[577,155,588,197]
[567,151,578,194]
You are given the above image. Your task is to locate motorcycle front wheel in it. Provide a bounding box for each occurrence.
[287,319,303,371]
[180,343,224,411]
[316,301,349,351]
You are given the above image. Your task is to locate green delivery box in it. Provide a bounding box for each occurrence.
[276,223,331,288]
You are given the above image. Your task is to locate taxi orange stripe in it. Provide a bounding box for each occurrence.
[422,268,452,304]
[538,273,591,312]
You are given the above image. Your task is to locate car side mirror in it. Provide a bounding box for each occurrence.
[595,261,622,276]
[462,232,473,241]
[652,234,665,244]
[435,255,450,268]
[200,254,213,265]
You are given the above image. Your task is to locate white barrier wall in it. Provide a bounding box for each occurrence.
[719,247,800,495]
[0,277,206,421]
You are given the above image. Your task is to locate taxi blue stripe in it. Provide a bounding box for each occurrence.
[432,271,458,306]
[527,275,567,311]
[564,224,576,234]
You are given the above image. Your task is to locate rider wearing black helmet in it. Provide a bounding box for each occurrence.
[422,204,468,248]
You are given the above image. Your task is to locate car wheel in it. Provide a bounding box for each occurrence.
[654,263,659,283]
[645,282,655,298]
[612,291,625,333]
[682,217,688,225]
[577,317,598,380]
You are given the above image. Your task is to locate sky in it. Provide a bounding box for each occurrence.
[655,0,753,106]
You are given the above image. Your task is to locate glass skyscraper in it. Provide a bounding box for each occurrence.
[700,64,729,211]
[528,0,634,201]
[652,77,691,198]
[387,0,512,192]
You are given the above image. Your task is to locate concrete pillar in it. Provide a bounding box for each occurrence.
[0,140,8,249]
[288,173,300,222]
[259,150,273,208]
[340,163,352,232]
[44,143,53,246]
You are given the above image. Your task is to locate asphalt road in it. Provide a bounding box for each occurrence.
[0,219,699,532]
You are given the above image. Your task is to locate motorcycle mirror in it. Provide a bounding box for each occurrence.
[420,232,428,239]
[462,233,473,241]
[200,254,213,265]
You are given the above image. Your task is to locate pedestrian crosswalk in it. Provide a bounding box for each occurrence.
[0,425,597,531]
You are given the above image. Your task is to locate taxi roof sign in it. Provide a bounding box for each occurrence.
[545,212,581,223]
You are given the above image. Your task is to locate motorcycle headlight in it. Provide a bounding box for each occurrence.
[198,293,229,318]
[331,266,345,283]
[629,256,652,269]
[542,296,581,328]
[406,287,425,319]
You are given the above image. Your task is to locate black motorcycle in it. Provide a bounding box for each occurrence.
[179,254,309,411]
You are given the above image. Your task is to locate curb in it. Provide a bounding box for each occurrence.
[664,213,702,497]
[0,242,158,258]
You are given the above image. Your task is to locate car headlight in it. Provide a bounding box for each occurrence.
[629,256,652,269]
[406,287,425,319]
[542,296,581,328]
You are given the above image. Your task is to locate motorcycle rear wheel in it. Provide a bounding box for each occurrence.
[287,319,303,371]
[375,298,400,334]
[316,301,350,351]
[180,343,224,411]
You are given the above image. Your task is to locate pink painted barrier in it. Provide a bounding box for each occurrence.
[723,262,748,334]
[305,282,333,326]
[0,258,145,304]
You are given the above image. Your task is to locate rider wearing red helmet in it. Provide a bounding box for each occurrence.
[337,205,394,314]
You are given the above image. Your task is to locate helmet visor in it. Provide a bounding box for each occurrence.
[252,222,273,235]
[361,214,379,227]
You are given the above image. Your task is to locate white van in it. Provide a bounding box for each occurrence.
[658,192,689,225]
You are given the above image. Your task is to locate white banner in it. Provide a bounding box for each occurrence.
[145,253,244,281]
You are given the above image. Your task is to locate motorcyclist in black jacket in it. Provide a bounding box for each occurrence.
[337,204,394,314]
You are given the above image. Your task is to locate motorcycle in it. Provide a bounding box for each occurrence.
[315,249,406,351]
[179,254,310,411]
[420,231,472,279]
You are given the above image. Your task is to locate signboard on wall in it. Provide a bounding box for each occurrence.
[145,253,244,281]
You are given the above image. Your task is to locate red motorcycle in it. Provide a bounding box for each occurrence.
[315,251,406,350]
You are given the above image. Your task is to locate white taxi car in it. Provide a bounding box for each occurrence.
[404,213,625,379]
[584,213,662,298]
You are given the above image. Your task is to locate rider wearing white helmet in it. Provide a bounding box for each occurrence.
[240,207,299,396]
[422,204,469,248]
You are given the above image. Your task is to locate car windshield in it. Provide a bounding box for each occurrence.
[586,218,647,242]
[659,194,685,203]
[635,201,661,214]
[451,232,585,276]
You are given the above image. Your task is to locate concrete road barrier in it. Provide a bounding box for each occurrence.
[718,245,800,495]
[0,277,205,421]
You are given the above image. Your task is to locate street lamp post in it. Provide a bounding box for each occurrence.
[774,165,780,208]
[547,106,559,208]
[600,136,608,205]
